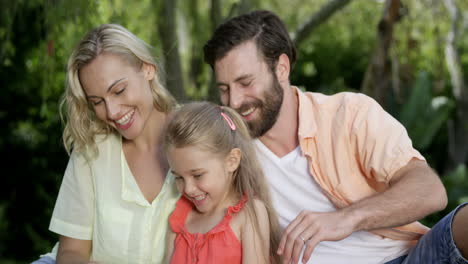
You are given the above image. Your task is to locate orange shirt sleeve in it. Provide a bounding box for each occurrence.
[350,94,425,184]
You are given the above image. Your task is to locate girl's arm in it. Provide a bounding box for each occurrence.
[241,199,271,264]
[165,229,176,263]
[56,235,92,263]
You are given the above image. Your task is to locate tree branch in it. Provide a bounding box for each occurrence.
[293,0,352,46]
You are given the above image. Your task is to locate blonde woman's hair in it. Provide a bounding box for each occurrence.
[164,101,280,264]
[60,24,176,157]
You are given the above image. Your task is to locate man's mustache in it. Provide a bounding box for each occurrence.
[235,100,263,114]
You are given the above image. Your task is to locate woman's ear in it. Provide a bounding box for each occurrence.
[225,148,241,173]
[142,63,156,81]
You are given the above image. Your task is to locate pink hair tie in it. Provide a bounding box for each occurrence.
[220,112,236,131]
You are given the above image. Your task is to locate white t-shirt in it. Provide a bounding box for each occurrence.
[254,140,412,264]
[48,134,180,263]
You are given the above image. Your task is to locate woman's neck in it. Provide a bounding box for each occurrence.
[125,108,168,153]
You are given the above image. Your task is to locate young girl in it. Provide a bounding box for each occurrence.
[164,102,280,264]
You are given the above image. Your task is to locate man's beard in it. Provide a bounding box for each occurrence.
[238,74,284,138]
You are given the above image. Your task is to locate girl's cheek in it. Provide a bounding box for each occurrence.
[176,182,184,193]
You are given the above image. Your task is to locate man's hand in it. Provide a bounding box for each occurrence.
[277,210,356,264]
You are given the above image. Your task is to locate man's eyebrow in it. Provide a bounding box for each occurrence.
[216,74,253,86]
[234,74,253,82]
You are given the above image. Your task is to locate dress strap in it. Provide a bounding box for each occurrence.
[226,194,248,217]
[169,196,193,233]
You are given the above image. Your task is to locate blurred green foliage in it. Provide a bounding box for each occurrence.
[1,0,467,262]
[399,71,455,151]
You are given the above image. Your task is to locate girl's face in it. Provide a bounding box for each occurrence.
[80,53,156,140]
[167,145,241,214]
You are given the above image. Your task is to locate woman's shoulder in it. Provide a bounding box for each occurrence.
[94,133,120,149]
[71,133,121,163]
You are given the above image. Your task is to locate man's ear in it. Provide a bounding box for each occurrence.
[142,63,156,81]
[275,53,290,83]
[225,148,241,174]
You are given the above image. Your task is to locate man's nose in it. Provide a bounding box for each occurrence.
[229,86,244,110]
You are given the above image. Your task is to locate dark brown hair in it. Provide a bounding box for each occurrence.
[203,10,296,73]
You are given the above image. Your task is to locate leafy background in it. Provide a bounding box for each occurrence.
[1,0,467,262]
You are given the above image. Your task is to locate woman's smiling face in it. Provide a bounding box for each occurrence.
[80,52,156,140]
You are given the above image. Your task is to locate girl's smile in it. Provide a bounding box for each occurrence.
[167,145,240,215]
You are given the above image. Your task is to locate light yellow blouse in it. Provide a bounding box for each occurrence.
[49,134,179,263]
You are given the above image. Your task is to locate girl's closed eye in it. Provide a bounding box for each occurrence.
[174,175,184,181]
[193,173,204,179]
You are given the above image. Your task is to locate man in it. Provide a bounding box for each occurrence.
[203,10,468,264]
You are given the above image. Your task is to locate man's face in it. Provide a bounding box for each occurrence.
[214,41,283,138]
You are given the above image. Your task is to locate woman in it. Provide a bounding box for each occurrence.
[35,24,179,263]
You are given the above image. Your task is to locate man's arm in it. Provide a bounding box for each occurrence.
[278,159,447,264]
[346,159,447,232]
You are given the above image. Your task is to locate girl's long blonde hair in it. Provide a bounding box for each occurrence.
[164,101,280,264]
[60,24,176,157]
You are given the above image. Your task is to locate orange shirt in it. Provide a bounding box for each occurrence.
[295,87,430,241]
[169,196,247,264]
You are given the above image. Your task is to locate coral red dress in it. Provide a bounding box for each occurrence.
[168,195,247,264]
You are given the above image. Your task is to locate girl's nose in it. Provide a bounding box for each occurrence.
[184,181,197,196]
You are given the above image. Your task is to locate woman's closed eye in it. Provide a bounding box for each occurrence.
[91,99,103,106]
[115,86,126,95]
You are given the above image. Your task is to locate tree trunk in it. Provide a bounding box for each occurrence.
[361,0,403,106]
[156,0,186,102]
[210,0,222,29]
[444,0,468,167]
[188,0,204,95]
[206,0,223,103]
[293,0,352,47]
